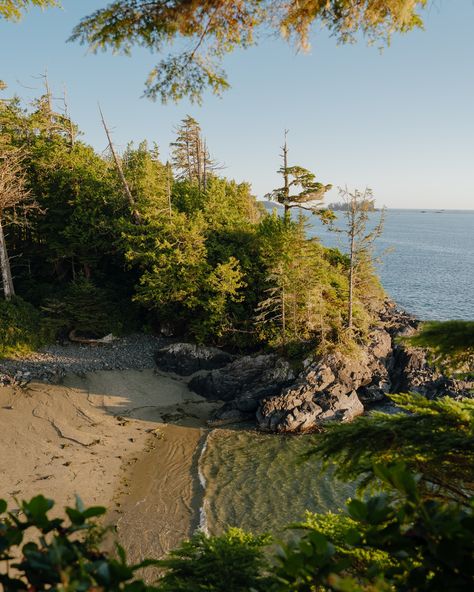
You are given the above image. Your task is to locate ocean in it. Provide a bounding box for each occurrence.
[306,208,474,321]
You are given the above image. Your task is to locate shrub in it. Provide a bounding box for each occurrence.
[0,495,159,591]
[0,297,49,357]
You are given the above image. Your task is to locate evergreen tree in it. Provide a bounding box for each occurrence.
[404,320,474,377]
[305,392,474,504]
[266,133,332,224]
[171,116,219,191]
[71,1,429,103]
[337,186,384,331]
[0,0,57,21]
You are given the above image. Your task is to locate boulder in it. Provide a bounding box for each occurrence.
[359,329,393,403]
[154,343,234,376]
[188,353,294,403]
[257,385,364,433]
[256,352,366,432]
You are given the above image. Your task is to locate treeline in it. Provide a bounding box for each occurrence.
[328,198,377,212]
[0,87,384,356]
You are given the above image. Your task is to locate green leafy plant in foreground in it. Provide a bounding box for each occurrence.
[272,464,474,591]
[0,495,159,591]
[2,464,473,591]
[304,393,474,504]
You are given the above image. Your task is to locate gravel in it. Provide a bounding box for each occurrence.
[0,334,166,385]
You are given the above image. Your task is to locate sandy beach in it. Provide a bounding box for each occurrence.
[0,367,218,561]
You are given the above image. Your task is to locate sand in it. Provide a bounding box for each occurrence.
[0,368,218,561]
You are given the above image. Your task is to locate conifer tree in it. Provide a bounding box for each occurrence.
[266,133,332,224]
[0,149,36,300]
[171,116,219,191]
[338,186,384,331]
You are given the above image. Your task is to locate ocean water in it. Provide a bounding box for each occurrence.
[198,208,473,538]
[306,208,474,321]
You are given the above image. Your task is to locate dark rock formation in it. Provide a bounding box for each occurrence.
[154,343,234,376]
[156,301,472,432]
[257,351,367,432]
[391,345,473,399]
[189,354,294,406]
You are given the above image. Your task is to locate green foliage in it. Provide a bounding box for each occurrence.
[0,0,57,21]
[0,495,159,591]
[0,296,48,357]
[403,320,474,376]
[42,277,126,338]
[271,464,474,591]
[266,163,332,220]
[255,214,381,354]
[305,393,474,504]
[1,89,383,352]
[70,1,428,103]
[157,528,271,591]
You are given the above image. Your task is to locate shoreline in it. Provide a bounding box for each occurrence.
[0,366,219,563]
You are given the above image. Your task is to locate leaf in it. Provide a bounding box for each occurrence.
[347,499,368,522]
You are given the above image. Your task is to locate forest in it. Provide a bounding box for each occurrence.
[0,86,384,359]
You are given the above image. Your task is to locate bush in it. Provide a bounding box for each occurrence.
[41,277,125,338]
[0,297,49,357]
[157,528,271,592]
[0,495,159,591]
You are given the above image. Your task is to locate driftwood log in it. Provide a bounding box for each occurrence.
[68,330,116,345]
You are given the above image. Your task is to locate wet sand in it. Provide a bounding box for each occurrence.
[113,423,207,563]
[0,368,218,560]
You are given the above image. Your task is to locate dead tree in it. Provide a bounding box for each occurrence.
[0,150,36,300]
[98,105,140,222]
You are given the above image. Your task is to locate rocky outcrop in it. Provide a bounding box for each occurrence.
[257,351,368,432]
[189,354,294,406]
[154,343,234,376]
[391,345,473,399]
[378,300,419,336]
[155,301,472,432]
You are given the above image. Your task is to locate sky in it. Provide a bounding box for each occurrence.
[1,0,474,210]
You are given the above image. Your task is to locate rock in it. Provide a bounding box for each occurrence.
[154,343,234,376]
[189,354,294,402]
[359,329,393,403]
[257,386,364,433]
[378,299,419,336]
[208,404,253,427]
[391,345,473,399]
[256,353,365,433]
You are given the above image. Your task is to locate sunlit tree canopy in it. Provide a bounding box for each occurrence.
[70,0,429,103]
[0,0,58,21]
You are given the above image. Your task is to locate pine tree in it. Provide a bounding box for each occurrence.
[266,132,332,224]
[305,392,474,504]
[171,116,219,191]
[337,186,384,331]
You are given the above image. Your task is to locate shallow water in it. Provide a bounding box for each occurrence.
[199,429,354,537]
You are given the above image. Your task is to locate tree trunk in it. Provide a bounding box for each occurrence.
[99,106,139,222]
[0,218,15,301]
[283,131,290,224]
[348,208,356,331]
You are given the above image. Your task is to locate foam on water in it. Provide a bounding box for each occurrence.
[196,429,212,533]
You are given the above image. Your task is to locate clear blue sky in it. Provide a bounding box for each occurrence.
[1,0,473,209]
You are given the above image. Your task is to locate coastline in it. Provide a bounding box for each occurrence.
[0,366,218,562]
